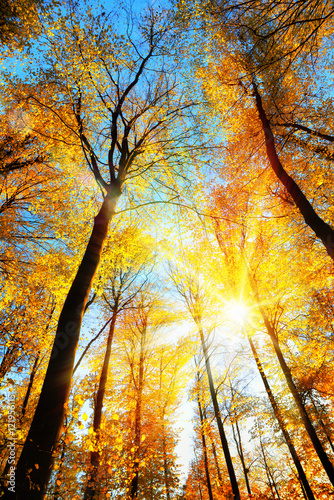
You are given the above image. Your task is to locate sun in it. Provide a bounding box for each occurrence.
[228,301,248,324]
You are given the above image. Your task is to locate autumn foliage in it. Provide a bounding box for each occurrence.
[0,0,334,499]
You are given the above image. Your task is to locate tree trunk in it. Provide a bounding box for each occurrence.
[247,333,315,500]
[197,388,214,500]
[203,406,224,492]
[251,279,334,487]
[162,429,171,500]
[84,311,117,500]
[20,355,39,422]
[130,328,145,500]
[232,419,252,497]
[252,80,334,260]
[198,326,241,500]
[4,193,119,500]
[309,395,334,454]
[259,434,280,500]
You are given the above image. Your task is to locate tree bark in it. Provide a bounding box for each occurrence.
[20,355,39,422]
[130,327,145,500]
[232,419,252,497]
[198,326,241,500]
[203,406,224,493]
[4,193,119,500]
[197,388,214,500]
[162,427,171,500]
[84,311,117,500]
[253,80,334,260]
[247,333,315,500]
[259,434,280,500]
[250,279,334,487]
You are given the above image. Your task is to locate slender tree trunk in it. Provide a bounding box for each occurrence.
[20,355,39,422]
[252,80,334,260]
[247,333,315,500]
[4,193,119,500]
[203,406,224,492]
[0,347,17,383]
[162,429,171,500]
[197,388,214,500]
[249,275,334,486]
[259,434,280,500]
[51,436,66,500]
[130,329,145,500]
[194,450,204,500]
[257,303,334,486]
[232,419,252,497]
[309,395,334,454]
[161,418,171,500]
[84,311,117,500]
[198,326,241,500]
[0,355,39,494]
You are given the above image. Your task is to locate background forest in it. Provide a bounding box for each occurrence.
[1,0,334,499]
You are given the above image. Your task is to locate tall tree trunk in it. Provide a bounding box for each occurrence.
[162,428,171,500]
[20,355,40,422]
[309,395,334,454]
[252,80,334,260]
[196,385,214,500]
[198,326,241,500]
[130,329,145,500]
[51,433,67,500]
[247,333,315,500]
[259,433,280,500]
[250,279,334,487]
[4,193,119,500]
[203,406,224,492]
[84,311,117,500]
[231,419,252,497]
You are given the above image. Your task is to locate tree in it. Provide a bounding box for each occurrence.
[3,2,198,497]
[169,266,241,500]
[83,226,153,500]
[247,332,315,500]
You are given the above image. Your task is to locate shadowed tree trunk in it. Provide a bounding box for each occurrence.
[252,80,334,260]
[83,310,118,500]
[203,406,224,493]
[250,277,334,487]
[130,325,145,500]
[162,425,171,500]
[20,355,40,423]
[4,191,120,500]
[196,373,214,500]
[259,431,281,500]
[247,332,315,500]
[231,419,252,497]
[198,327,241,500]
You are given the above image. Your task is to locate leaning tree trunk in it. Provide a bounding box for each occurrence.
[84,310,117,500]
[4,193,119,500]
[250,279,334,487]
[247,332,315,500]
[231,419,252,497]
[253,80,334,260]
[259,433,280,500]
[203,406,224,493]
[162,423,171,500]
[196,383,214,500]
[130,330,145,500]
[198,326,241,500]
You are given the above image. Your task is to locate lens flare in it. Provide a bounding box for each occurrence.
[228,301,248,324]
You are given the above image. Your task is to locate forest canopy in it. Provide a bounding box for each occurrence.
[0,0,334,499]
